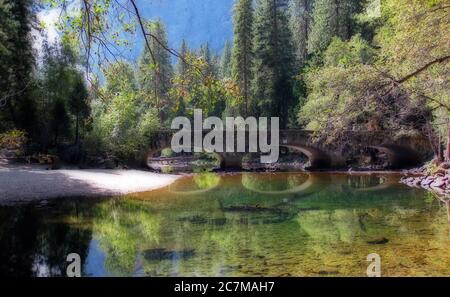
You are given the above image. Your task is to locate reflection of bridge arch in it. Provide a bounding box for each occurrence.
[352,175,399,192]
[167,174,222,196]
[241,173,316,195]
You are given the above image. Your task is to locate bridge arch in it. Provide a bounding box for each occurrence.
[281,145,332,169]
[147,146,222,171]
[145,130,427,171]
[367,145,422,169]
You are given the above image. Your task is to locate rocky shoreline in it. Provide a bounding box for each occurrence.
[400,163,450,199]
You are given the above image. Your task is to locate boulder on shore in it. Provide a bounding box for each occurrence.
[401,162,450,199]
[430,177,446,188]
[421,176,435,187]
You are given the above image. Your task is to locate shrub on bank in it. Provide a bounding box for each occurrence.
[0,130,27,157]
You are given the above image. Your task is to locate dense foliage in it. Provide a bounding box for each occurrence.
[299,0,449,154]
[0,0,448,164]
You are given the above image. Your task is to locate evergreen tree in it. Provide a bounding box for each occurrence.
[289,0,314,66]
[0,0,16,131]
[0,1,17,97]
[220,41,232,79]
[176,39,190,77]
[68,74,89,145]
[33,39,89,149]
[231,0,254,115]
[51,98,70,146]
[138,20,173,121]
[308,0,365,54]
[171,40,190,120]
[199,42,219,77]
[251,0,295,127]
[0,0,36,134]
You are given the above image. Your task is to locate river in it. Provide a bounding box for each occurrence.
[0,172,449,276]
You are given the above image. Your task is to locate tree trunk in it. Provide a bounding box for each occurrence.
[75,114,79,145]
[424,121,440,162]
[446,200,450,228]
[438,134,443,163]
[54,128,58,147]
[7,100,16,124]
[447,120,450,161]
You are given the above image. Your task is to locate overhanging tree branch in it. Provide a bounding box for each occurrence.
[395,55,450,84]
[129,0,157,65]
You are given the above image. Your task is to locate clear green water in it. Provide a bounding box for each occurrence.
[0,172,449,277]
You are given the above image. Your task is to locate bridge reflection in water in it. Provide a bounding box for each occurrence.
[158,172,401,201]
[1,172,449,277]
[165,172,327,197]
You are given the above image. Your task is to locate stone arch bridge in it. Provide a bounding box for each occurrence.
[147,129,430,170]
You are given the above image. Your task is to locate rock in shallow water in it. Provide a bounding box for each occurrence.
[367,237,389,245]
[143,248,195,260]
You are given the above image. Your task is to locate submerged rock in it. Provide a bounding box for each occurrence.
[177,215,208,224]
[317,270,340,275]
[298,207,321,212]
[211,218,227,226]
[143,248,195,261]
[367,237,389,245]
[223,205,280,213]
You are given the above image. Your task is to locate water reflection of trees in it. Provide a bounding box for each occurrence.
[167,172,221,195]
[91,199,162,276]
[292,186,450,275]
[241,173,310,193]
[2,173,448,276]
[0,201,92,276]
[81,175,450,276]
[345,175,385,189]
[84,188,450,276]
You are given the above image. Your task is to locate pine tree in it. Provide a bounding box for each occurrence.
[221,41,232,79]
[0,1,17,82]
[308,0,365,54]
[138,20,173,121]
[231,0,254,115]
[0,0,16,130]
[308,0,334,53]
[199,42,219,77]
[251,0,295,127]
[176,39,190,77]
[68,74,89,145]
[35,40,86,149]
[0,0,36,134]
[289,0,314,66]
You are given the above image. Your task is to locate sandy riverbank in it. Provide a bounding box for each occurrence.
[0,164,180,204]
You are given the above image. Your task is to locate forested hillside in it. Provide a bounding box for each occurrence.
[0,0,448,165]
